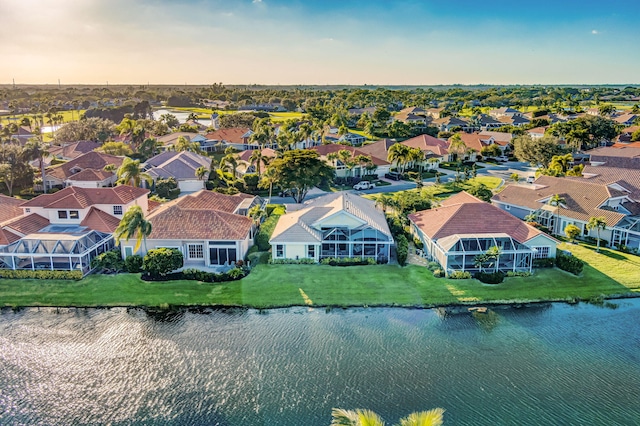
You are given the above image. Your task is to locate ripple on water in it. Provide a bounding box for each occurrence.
[1,302,639,425]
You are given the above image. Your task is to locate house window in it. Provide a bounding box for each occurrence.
[276,244,284,258]
[58,210,68,219]
[124,247,133,258]
[188,244,204,259]
[504,205,511,210]
[533,246,550,259]
[25,208,30,213]
[69,211,79,219]
[113,206,123,215]
[583,225,589,236]
[307,245,315,258]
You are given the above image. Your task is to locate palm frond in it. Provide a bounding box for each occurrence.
[397,408,445,426]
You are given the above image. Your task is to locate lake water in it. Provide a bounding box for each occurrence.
[1,300,639,425]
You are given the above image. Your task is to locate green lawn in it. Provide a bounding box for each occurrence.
[1,243,638,308]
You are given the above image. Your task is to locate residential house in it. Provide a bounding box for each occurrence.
[43,151,125,190]
[312,144,390,178]
[497,115,530,127]
[431,116,472,132]
[479,131,513,149]
[10,126,34,144]
[613,113,639,127]
[448,133,495,161]
[205,128,254,151]
[393,111,429,129]
[476,115,503,131]
[143,151,211,192]
[489,107,524,118]
[526,127,548,139]
[357,139,397,165]
[588,146,640,168]
[48,141,102,162]
[122,190,261,268]
[492,175,640,249]
[409,192,557,274]
[0,194,24,246]
[615,126,639,144]
[0,186,149,275]
[156,132,209,151]
[425,108,445,119]
[401,134,451,164]
[236,147,278,176]
[322,127,366,146]
[269,192,393,263]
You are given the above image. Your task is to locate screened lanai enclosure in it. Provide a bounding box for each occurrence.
[320,226,392,263]
[429,233,535,274]
[0,227,114,276]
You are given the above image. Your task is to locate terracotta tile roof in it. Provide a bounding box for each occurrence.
[237,147,278,162]
[21,186,149,209]
[0,194,24,223]
[145,190,256,241]
[432,116,470,126]
[440,191,484,206]
[147,199,162,213]
[357,139,397,160]
[409,192,544,243]
[588,146,640,169]
[144,151,211,180]
[0,228,20,245]
[526,126,548,135]
[46,151,124,181]
[205,128,251,144]
[401,134,449,156]
[399,106,426,115]
[67,168,112,182]
[48,141,101,159]
[574,165,640,201]
[3,213,50,235]
[80,207,121,233]
[449,133,490,152]
[492,175,628,226]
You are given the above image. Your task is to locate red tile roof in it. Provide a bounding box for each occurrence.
[80,207,121,233]
[0,228,20,245]
[46,151,124,181]
[409,192,544,243]
[48,141,101,159]
[21,186,149,209]
[401,134,449,156]
[205,128,251,144]
[449,133,491,152]
[3,213,50,236]
[237,148,278,162]
[0,194,24,224]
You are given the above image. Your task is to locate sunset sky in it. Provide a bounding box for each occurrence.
[1,0,639,85]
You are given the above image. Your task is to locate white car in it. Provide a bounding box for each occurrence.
[353,181,376,190]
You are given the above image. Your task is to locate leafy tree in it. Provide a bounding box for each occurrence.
[138,137,162,160]
[0,141,33,196]
[154,177,180,199]
[114,205,153,253]
[98,141,133,156]
[195,166,208,181]
[159,113,179,128]
[550,115,618,150]
[564,224,580,243]
[54,117,116,143]
[143,248,183,277]
[117,157,153,187]
[387,143,410,173]
[512,134,562,167]
[480,144,502,158]
[220,112,257,128]
[266,149,334,203]
[448,134,467,163]
[598,104,616,117]
[586,216,607,252]
[466,183,493,202]
[510,173,520,183]
[23,138,49,193]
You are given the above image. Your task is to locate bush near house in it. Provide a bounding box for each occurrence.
[0,270,83,280]
[555,253,584,275]
[319,257,377,266]
[474,271,505,284]
[125,255,144,273]
[255,205,285,251]
[90,249,125,274]
[141,266,247,283]
[396,235,409,266]
[449,271,472,279]
[533,257,555,268]
[142,248,184,277]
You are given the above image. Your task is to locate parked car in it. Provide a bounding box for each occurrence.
[495,156,509,162]
[278,189,293,197]
[384,171,402,181]
[526,176,535,184]
[353,181,376,190]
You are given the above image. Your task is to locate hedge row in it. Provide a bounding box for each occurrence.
[555,253,584,275]
[141,266,247,283]
[0,269,83,280]
[320,257,377,266]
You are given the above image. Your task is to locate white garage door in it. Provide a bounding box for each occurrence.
[179,180,205,192]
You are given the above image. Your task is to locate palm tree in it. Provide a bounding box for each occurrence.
[114,205,152,253]
[407,147,425,172]
[187,112,199,122]
[510,173,520,183]
[586,216,607,252]
[221,153,238,177]
[195,166,208,181]
[387,143,410,174]
[548,194,566,235]
[375,193,392,213]
[259,167,277,204]
[23,137,49,193]
[116,157,153,187]
[448,134,467,164]
[249,149,268,176]
[331,408,445,426]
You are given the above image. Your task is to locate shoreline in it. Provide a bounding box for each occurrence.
[3,292,637,311]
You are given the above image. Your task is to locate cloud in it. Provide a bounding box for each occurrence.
[253,0,262,3]
[591,29,599,35]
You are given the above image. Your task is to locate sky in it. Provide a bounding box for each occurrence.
[1,0,639,85]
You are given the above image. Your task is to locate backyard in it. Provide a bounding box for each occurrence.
[0,243,638,308]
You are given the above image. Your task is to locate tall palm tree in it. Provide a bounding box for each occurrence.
[259,167,277,204]
[331,408,445,426]
[407,147,425,172]
[249,149,268,176]
[23,137,49,193]
[195,166,208,181]
[586,216,607,252]
[114,205,152,253]
[116,157,153,187]
[448,134,467,164]
[387,143,410,174]
[221,153,238,177]
[548,193,566,235]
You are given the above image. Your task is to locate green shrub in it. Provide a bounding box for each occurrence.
[449,271,472,279]
[474,271,505,284]
[227,267,246,279]
[426,261,441,272]
[90,249,125,273]
[433,269,444,278]
[556,253,584,275]
[270,258,317,264]
[255,206,284,251]
[506,271,533,277]
[154,177,180,199]
[413,237,424,250]
[255,233,271,251]
[533,257,555,268]
[318,257,377,266]
[142,248,183,277]
[124,255,144,273]
[396,235,408,266]
[0,269,83,280]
